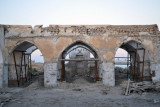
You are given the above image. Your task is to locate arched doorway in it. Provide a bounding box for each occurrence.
[115,48,129,85]
[8,41,44,87]
[114,41,151,85]
[57,41,101,83]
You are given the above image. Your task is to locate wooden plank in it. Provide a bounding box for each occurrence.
[125,79,130,95]
[142,49,145,81]
[13,52,19,86]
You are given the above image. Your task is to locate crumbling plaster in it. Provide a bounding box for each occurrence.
[0,24,159,87]
[0,25,5,88]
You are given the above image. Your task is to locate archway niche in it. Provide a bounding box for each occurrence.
[57,41,102,83]
[114,41,151,85]
[8,41,44,87]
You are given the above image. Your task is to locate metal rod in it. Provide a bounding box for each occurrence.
[14,50,26,52]
[142,49,145,81]
[13,52,19,86]
[127,53,129,78]
[30,54,32,79]
[59,59,99,61]
[134,47,137,80]
[115,57,130,58]
[135,43,139,81]
[24,53,27,82]
[137,58,140,81]
[130,55,133,79]
[20,52,23,85]
[27,54,30,81]
[61,53,65,81]
[94,54,98,81]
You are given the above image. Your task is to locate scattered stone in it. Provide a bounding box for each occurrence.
[101,90,108,95]
[72,89,81,91]
[153,99,160,103]
[0,102,4,107]
[5,98,12,102]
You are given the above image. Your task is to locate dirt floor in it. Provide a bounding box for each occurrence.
[0,78,160,107]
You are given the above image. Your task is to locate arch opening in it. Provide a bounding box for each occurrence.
[8,41,44,87]
[57,41,101,83]
[114,41,151,85]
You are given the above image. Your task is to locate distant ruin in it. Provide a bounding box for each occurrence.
[0,24,160,88]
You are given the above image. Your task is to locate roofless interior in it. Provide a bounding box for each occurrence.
[57,41,102,83]
[8,41,44,87]
[114,41,151,85]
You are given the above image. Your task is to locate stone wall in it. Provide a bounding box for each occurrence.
[151,31,160,83]
[0,25,5,88]
[31,61,44,72]
[4,25,158,37]
[1,24,160,87]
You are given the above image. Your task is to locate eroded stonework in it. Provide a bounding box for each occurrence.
[4,25,158,37]
[0,24,160,87]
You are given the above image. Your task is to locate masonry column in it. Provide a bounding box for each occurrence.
[0,50,4,88]
[0,25,5,88]
[0,62,3,88]
[150,43,160,83]
[102,62,115,86]
[151,61,160,83]
[44,60,58,87]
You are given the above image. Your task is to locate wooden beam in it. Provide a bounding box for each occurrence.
[13,52,19,86]
[142,49,145,81]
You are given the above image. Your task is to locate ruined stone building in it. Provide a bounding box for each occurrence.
[0,24,160,88]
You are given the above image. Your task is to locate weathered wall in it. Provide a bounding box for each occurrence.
[2,24,160,87]
[151,31,160,83]
[31,61,44,72]
[0,25,5,88]
[8,51,30,81]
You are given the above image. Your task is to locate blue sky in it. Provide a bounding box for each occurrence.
[0,0,160,28]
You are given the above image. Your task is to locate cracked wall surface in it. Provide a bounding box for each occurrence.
[0,24,159,87]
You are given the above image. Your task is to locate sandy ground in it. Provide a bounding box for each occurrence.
[0,78,160,107]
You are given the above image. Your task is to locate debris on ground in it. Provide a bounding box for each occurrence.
[122,80,160,95]
[72,89,81,91]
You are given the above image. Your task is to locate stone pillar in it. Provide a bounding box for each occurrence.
[3,65,8,87]
[0,63,3,88]
[44,62,57,87]
[102,62,115,86]
[0,25,4,88]
[151,62,160,83]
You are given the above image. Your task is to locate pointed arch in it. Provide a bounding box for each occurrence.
[114,39,152,84]
[58,40,99,59]
[7,40,44,87]
[57,40,101,83]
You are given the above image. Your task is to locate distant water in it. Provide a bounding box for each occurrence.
[115,65,127,68]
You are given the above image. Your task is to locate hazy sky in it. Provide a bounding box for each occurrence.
[31,50,44,63]
[0,0,160,29]
[1,0,159,62]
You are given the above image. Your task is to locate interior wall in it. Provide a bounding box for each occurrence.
[57,42,101,83]
[117,41,151,82]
